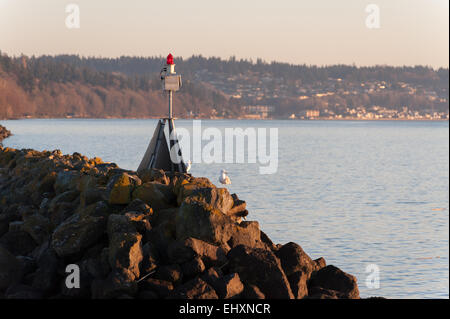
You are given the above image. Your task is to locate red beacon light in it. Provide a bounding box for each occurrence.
[166,54,174,65]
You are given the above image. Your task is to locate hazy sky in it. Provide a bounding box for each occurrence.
[0,0,448,68]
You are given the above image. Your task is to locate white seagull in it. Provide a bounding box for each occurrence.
[219,169,231,185]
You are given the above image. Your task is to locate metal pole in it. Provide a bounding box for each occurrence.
[169,90,173,119]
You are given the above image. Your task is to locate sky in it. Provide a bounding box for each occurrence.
[0,0,448,68]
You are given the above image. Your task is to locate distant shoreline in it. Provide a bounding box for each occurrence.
[1,116,448,122]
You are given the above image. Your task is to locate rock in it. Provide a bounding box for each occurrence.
[168,277,218,299]
[211,273,244,299]
[31,245,62,295]
[51,213,106,258]
[154,264,183,284]
[80,187,104,207]
[132,182,175,211]
[16,256,37,278]
[22,214,51,244]
[138,169,170,185]
[141,242,159,274]
[308,265,360,299]
[9,221,24,232]
[141,278,174,298]
[123,199,153,217]
[307,286,347,299]
[0,230,37,256]
[200,267,222,285]
[175,198,234,245]
[108,231,143,280]
[314,257,327,270]
[227,245,294,299]
[227,221,265,249]
[92,270,138,299]
[288,271,308,299]
[242,284,265,299]
[181,257,205,278]
[54,170,81,194]
[107,172,140,205]
[0,208,20,237]
[227,193,248,222]
[0,246,21,290]
[275,242,316,278]
[167,237,227,266]
[177,183,234,215]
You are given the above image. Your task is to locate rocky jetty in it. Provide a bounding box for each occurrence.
[0,125,11,143]
[0,146,360,299]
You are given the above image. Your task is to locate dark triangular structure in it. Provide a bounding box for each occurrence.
[137,118,187,174]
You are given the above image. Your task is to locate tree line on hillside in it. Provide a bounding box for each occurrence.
[14,53,448,88]
[0,52,240,119]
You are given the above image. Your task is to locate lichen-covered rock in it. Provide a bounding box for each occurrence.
[107,214,143,280]
[51,213,106,258]
[175,198,234,246]
[132,182,174,210]
[107,172,140,205]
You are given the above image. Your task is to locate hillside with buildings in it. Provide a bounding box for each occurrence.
[1,53,448,120]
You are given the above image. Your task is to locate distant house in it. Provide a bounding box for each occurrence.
[241,105,275,119]
[306,109,320,119]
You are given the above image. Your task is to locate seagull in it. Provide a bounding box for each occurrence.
[219,169,231,185]
[186,160,192,173]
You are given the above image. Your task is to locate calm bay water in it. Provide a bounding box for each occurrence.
[2,119,449,299]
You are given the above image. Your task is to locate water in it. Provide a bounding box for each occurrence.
[2,119,449,299]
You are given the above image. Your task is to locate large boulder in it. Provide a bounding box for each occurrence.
[227,245,294,299]
[107,214,143,280]
[107,172,140,205]
[132,182,175,211]
[227,221,265,249]
[167,237,227,266]
[275,242,316,278]
[179,186,234,215]
[308,265,360,299]
[175,198,234,245]
[51,212,106,258]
